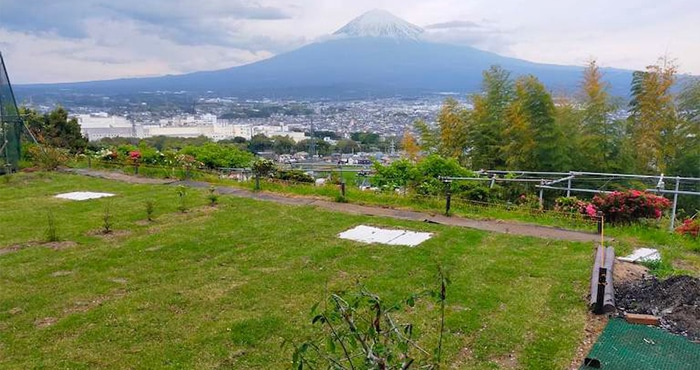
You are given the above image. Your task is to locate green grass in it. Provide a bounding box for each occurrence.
[0,172,596,369]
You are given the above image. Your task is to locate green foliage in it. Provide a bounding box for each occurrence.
[144,200,155,221]
[275,169,314,183]
[22,107,88,153]
[372,159,418,191]
[207,186,219,206]
[251,159,276,178]
[248,134,274,153]
[45,210,59,242]
[180,143,254,169]
[26,144,70,170]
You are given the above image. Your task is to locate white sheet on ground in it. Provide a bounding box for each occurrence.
[338,225,432,247]
[55,192,115,201]
[618,248,661,263]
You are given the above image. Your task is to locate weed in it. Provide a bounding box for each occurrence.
[145,200,155,221]
[45,210,59,242]
[334,194,348,203]
[207,186,218,206]
[176,185,188,213]
[102,203,113,234]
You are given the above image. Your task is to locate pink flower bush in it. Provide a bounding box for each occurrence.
[592,190,671,224]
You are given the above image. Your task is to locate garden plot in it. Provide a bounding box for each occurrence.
[55,192,115,201]
[338,225,432,247]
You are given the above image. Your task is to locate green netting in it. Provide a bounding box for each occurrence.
[0,51,22,173]
[580,319,700,370]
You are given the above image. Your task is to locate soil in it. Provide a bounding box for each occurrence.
[613,260,650,285]
[615,275,700,340]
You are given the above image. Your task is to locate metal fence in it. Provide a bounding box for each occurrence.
[441,170,700,230]
[0,52,22,173]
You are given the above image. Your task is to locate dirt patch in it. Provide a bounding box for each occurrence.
[87,229,132,239]
[0,245,24,255]
[490,352,519,369]
[613,260,649,285]
[616,275,700,340]
[34,317,58,328]
[8,307,23,315]
[43,241,78,250]
[134,220,152,226]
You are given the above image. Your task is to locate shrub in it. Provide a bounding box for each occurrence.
[251,159,276,178]
[145,200,155,221]
[207,186,219,206]
[676,218,699,238]
[554,196,596,217]
[275,169,314,183]
[176,185,188,213]
[45,211,59,242]
[27,145,70,170]
[591,190,671,225]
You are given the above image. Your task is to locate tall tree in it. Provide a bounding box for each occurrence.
[502,76,570,171]
[628,58,679,173]
[436,98,469,160]
[469,66,514,169]
[413,119,439,154]
[673,78,700,176]
[401,131,421,162]
[22,107,87,153]
[579,60,620,172]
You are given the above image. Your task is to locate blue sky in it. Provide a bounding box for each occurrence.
[1,0,698,83]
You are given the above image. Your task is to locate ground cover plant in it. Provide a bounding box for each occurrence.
[1,172,595,369]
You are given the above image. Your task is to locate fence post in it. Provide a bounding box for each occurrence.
[538,180,545,209]
[254,173,260,191]
[566,176,572,197]
[340,181,346,198]
[444,180,452,216]
[87,156,92,169]
[670,177,680,231]
[594,266,608,314]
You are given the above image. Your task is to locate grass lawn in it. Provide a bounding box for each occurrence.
[2,173,599,368]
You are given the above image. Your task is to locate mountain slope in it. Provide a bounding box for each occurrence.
[15,10,634,98]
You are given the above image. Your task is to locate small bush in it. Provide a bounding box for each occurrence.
[591,190,671,225]
[27,145,69,171]
[676,217,699,238]
[145,200,155,221]
[207,186,219,206]
[275,170,314,183]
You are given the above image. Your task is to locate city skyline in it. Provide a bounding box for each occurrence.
[1,0,699,84]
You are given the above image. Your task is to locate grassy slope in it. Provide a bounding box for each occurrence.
[1,173,596,368]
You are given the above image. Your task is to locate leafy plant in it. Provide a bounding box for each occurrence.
[176,185,188,213]
[252,159,276,178]
[290,268,450,369]
[27,144,70,171]
[102,203,113,234]
[675,216,699,238]
[207,186,219,206]
[145,200,155,221]
[45,210,59,242]
[275,169,315,183]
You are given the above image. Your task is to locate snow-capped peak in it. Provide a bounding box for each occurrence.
[333,9,424,40]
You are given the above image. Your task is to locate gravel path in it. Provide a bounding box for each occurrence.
[66,169,603,242]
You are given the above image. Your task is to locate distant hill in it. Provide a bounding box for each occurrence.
[15,10,634,99]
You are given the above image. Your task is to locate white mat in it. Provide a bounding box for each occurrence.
[55,192,116,201]
[338,225,432,247]
[618,248,661,263]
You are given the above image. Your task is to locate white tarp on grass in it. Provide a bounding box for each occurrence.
[338,225,432,247]
[618,248,661,263]
[55,192,115,201]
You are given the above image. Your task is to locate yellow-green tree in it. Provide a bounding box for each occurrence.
[628,58,679,173]
[401,130,421,162]
[469,66,514,170]
[436,98,469,161]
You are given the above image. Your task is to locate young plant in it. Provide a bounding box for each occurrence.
[176,185,188,213]
[102,203,113,234]
[45,210,59,242]
[145,200,155,221]
[207,186,219,206]
[290,267,450,369]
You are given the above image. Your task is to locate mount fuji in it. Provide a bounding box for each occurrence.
[17,10,633,98]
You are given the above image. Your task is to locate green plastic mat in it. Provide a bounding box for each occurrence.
[580,318,700,370]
